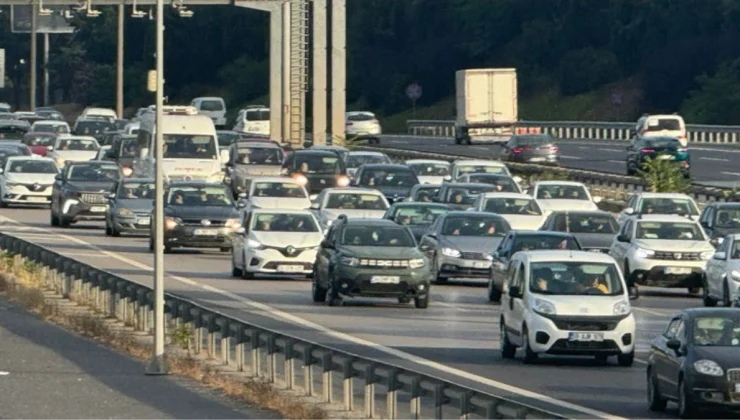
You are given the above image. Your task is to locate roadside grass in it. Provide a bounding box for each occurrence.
[0,252,327,420]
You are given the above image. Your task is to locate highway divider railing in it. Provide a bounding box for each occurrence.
[406,120,740,144]
[354,146,733,207]
[0,233,564,420]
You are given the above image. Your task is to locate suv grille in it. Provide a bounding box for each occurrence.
[182,219,226,227]
[461,252,490,260]
[358,259,409,268]
[652,251,700,261]
[728,368,740,382]
[80,193,107,204]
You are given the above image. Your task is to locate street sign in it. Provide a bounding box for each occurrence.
[0,49,5,89]
[10,5,75,34]
[405,83,422,101]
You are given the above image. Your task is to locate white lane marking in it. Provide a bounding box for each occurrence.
[387,140,405,144]
[559,155,582,160]
[598,148,622,152]
[0,215,626,420]
[471,146,489,151]
[700,157,729,162]
[434,301,474,312]
[607,160,623,164]
[61,252,110,258]
[0,371,9,376]
[633,307,670,317]
[721,172,740,177]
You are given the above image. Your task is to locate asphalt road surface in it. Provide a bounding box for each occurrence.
[0,295,270,419]
[377,135,740,187]
[0,207,705,419]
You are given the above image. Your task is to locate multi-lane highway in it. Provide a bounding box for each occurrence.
[377,135,740,186]
[0,207,702,419]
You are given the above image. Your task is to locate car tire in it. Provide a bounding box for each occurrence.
[647,368,667,412]
[0,199,6,208]
[220,247,230,253]
[50,210,59,227]
[500,319,516,359]
[687,287,700,295]
[105,222,112,236]
[617,350,634,367]
[702,278,717,307]
[59,216,70,228]
[231,255,243,277]
[111,225,121,237]
[723,281,732,307]
[148,238,154,252]
[312,280,327,303]
[414,294,429,309]
[521,326,538,364]
[488,280,502,303]
[398,296,411,304]
[678,377,696,419]
[327,277,343,307]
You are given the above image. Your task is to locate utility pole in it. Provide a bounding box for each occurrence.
[281,1,290,144]
[30,1,37,110]
[312,0,327,146]
[43,33,49,106]
[146,0,168,376]
[116,4,124,118]
[330,0,345,145]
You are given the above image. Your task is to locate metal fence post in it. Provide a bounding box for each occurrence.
[322,352,333,403]
[434,384,446,419]
[410,377,422,419]
[250,330,261,377]
[284,340,295,390]
[343,358,354,412]
[266,336,277,383]
[364,364,375,419]
[386,369,399,420]
[303,345,314,397]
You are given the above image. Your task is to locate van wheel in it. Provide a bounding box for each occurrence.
[500,320,516,359]
[312,281,327,302]
[618,351,634,367]
[702,278,717,307]
[647,368,667,412]
[521,326,538,364]
[414,294,429,309]
[50,210,60,227]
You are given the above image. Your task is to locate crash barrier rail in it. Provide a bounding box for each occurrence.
[406,120,740,144]
[0,233,563,420]
[353,146,733,207]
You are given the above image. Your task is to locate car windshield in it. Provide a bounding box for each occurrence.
[692,316,740,347]
[441,215,509,237]
[359,168,417,187]
[466,175,519,192]
[252,182,306,198]
[33,123,68,134]
[347,113,375,122]
[75,121,114,135]
[457,164,507,176]
[56,138,99,151]
[23,134,56,146]
[536,184,589,200]
[0,151,22,169]
[0,113,14,119]
[511,235,580,253]
[413,186,440,202]
[236,146,282,165]
[346,154,389,168]
[245,110,270,121]
[644,138,682,149]
[408,162,449,176]
[483,197,542,215]
[636,221,705,241]
[645,118,681,132]
[118,182,155,199]
[444,185,497,205]
[200,100,224,111]
[168,186,233,207]
[391,205,449,226]
[6,159,57,174]
[716,208,740,228]
[0,125,28,139]
[119,139,141,157]
[325,193,387,210]
[341,225,415,247]
[638,197,699,216]
[294,154,343,174]
[163,135,217,159]
[566,214,619,234]
[68,163,120,181]
[252,213,318,232]
[37,111,63,120]
[217,132,241,147]
[529,262,624,296]
[511,136,551,146]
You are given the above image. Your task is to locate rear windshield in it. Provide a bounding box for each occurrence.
[637,198,699,216]
[0,125,28,139]
[645,118,682,132]
[56,138,99,151]
[347,113,375,122]
[412,186,440,202]
[347,154,390,168]
[512,235,580,253]
[511,136,551,146]
[456,164,507,176]
[467,175,519,192]
[326,193,387,210]
[252,182,306,198]
[293,154,343,174]
[565,214,619,234]
[217,132,241,147]
[200,100,224,111]
[444,185,498,205]
[358,168,417,187]
[75,121,115,135]
[24,134,56,146]
[33,123,68,134]
[119,139,141,157]
[6,159,58,174]
[644,138,682,149]
[246,110,270,121]
[442,215,509,237]
[341,226,414,247]
[236,146,282,165]
[536,184,589,201]
[483,197,542,215]
[408,162,449,176]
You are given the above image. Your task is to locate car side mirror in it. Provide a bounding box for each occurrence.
[237,201,246,209]
[592,196,603,204]
[320,239,333,249]
[46,145,54,151]
[623,207,634,215]
[54,174,62,181]
[617,234,630,243]
[443,175,452,182]
[666,338,681,352]
[310,202,320,210]
[107,193,116,200]
[238,192,247,199]
[508,285,521,298]
[714,251,726,260]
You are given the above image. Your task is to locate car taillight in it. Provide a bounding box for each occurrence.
[550,146,559,152]
[681,161,689,168]
[512,147,523,153]
[641,148,654,153]
[336,175,350,187]
[677,148,687,152]
[292,173,308,186]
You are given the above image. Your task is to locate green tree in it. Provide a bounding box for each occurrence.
[638,155,690,193]
[681,59,740,125]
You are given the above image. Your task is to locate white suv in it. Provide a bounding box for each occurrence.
[500,250,636,366]
[608,214,714,295]
[618,192,700,225]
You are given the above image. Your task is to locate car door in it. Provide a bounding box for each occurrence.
[663,317,687,399]
[610,219,633,265]
[315,224,339,287]
[625,140,636,168]
[699,205,716,238]
[419,217,442,261]
[106,181,121,225]
[232,211,252,269]
[707,236,731,298]
[619,195,638,225]
[652,316,682,397]
[506,261,528,345]
[500,259,519,335]
[51,164,67,212]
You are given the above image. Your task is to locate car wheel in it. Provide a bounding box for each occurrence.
[50,210,59,227]
[105,222,112,236]
[111,225,121,237]
[148,238,154,252]
[414,294,429,309]
[398,296,411,304]
[231,254,243,278]
[678,377,696,418]
[326,276,343,307]
[702,278,717,307]
[626,164,635,176]
[500,319,516,359]
[688,287,700,295]
[647,368,667,412]
[488,280,502,303]
[521,325,538,364]
[312,280,327,302]
[0,199,6,208]
[723,281,732,307]
[59,216,70,228]
[617,350,634,367]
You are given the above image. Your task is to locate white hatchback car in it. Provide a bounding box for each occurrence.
[449,159,511,180]
[310,187,389,228]
[0,155,58,207]
[345,111,382,144]
[231,209,323,279]
[500,250,636,366]
[241,176,311,216]
[618,192,700,225]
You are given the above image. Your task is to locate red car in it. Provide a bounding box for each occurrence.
[22,132,60,157]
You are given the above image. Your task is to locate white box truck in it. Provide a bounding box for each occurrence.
[454,68,518,145]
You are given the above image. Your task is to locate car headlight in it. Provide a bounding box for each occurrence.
[246,238,263,249]
[324,219,334,227]
[694,359,723,376]
[116,208,135,217]
[164,217,180,230]
[409,258,425,269]
[442,247,461,258]
[207,171,224,183]
[225,218,242,230]
[613,299,631,315]
[292,174,308,187]
[533,299,556,315]
[635,248,655,259]
[700,250,715,260]
[341,256,359,266]
[731,270,740,281]
[336,175,350,187]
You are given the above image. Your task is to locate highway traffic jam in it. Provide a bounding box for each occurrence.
[1,102,739,419]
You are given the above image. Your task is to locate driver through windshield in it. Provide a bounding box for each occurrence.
[68,163,120,181]
[529,262,624,296]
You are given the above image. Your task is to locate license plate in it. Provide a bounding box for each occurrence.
[529,157,546,162]
[138,217,151,225]
[664,267,692,275]
[473,261,491,269]
[90,206,107,212]
[658,155,675,160]
[370,276,400,284]
[27,196,47,202]
[277,265,304,273]
[568,332,604,342]
[193,229,218,236]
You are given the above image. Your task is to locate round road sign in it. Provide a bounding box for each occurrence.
[406,83,422,101]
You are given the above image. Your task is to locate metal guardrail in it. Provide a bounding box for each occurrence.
[406,120,740,144]
[354,146,733,206]
[0,233,565,420]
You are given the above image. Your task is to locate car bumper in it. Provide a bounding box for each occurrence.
[333,266,431,298]
[2,189,51,205]
[437,254,492,278]
[165,227,237,249]
[510,154,559,164]
[629,258,707,287]
[112,214,152,234]
[61,198,108,220]
[684,375,740,411]
[524,312,636,356]
[244,248,318,275]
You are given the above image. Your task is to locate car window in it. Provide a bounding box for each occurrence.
[325,193,387,210]
[392,205,449,226]
[341,225,415,247]
[466,175,520,192]
[511,235,580,253]
[251,213,318,232]
[715,208,740,229]
[412,186,440,202]
[56,138,99,151]
[235,146,282,165]
[444,185,498,205]
[167,186,233,207]
[408,162,449,176]
[456,164,507,177]
[118,182,155,199]
[346,113,375,122]
[637,197,699,216]
[245,110,270,121]
[441,215,509,237]
[200,100,224,111]
[730,240,740,260]
[294,154,343,174]
[663,318,681,339]
[347,154,390,168]
[536,184,589,200]
[6,159,57,174]
[566,214,619,234]
[252,182,306,198]
[483,197,542,215]
[692,315,740,347]
[67,163,119,181]
[359,168,417,187]
[529,261,624,296]
[635,221,705,241]
[645,118,682,132]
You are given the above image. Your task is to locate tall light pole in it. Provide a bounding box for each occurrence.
[30,1,37,110]
[116,4,124,118]
[146,0,167,376]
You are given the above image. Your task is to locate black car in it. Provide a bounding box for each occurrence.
[103,135,139,174]
[500,134,559,165]
[226,140,284,198]
[434,182,500,209]
[626,136,690,177]
[487,231,581,302]
[50,161,121,227]
[352,163,420,204]
[0,143,32,156]
[0,121,30,140]
[35,109,64,121]
[383,202,452,241]
[281,149,349,197]
[699,203,740,247]
[152,181,245,253]
[647,308,740,418]
[114,119,129,131]
[73,118,116,138]
[408,184,441,203]
[539,210,620,253]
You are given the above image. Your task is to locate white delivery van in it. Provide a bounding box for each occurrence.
[634,114,687,147]
[133,106,223,183]
[454,68,518,145]
[80,107,118,121]
[191,97,227,128]
[234,107,270,136]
